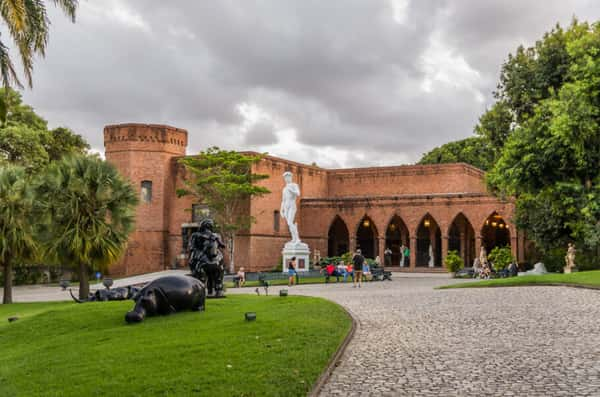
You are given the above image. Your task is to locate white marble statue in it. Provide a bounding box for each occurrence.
[428,244,434,267]
[281,171,301,244]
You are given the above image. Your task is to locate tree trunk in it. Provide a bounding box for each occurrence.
[78,263,90,300]
[2,261,12,304]
[229,235,235,274]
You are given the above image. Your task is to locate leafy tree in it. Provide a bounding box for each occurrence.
[0,0,78,90]
[0,165,38,303]
[495,23,570,124]
[178,147,270,273]
[474,101,513,153]
[38,155,138,299]
[0,89,88,172]
[488,21,600,259]
[418,136,495,171]
[419,21,576,169]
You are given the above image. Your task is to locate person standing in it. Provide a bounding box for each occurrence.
[288,257,297,286]
[352,249,365,288]
[398,244,406,267]
[403,245,410,267]
[384,247,392,267]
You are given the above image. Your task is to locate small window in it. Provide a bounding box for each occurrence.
[274,210,280,232]
[192,204,211,223]
[140,181,152,203]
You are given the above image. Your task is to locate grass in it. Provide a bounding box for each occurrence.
[438,270,600,289]
[0,295,351,397]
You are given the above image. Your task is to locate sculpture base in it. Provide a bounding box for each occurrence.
[282,242,310,273]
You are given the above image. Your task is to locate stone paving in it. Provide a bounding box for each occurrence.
[232,277,600,396]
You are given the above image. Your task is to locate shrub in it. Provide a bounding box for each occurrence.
[445,250,463,274]
[488,246,514,272]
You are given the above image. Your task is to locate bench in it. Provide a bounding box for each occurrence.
[324,270,350,283]
[364,267,392,281]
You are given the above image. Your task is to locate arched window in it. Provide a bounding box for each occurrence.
[140,181,152,203]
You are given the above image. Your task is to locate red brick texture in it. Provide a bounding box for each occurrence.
[104,123,526,276]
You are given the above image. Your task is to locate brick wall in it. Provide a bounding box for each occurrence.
[103,123,525,276]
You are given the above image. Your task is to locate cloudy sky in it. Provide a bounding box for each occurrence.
[18,1,600,168]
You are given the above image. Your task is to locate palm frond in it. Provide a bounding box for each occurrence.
[0,37,22,89]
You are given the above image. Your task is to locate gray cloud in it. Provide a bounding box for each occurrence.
[18,0,600,167]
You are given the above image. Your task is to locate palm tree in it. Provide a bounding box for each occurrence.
[0,165,37,304]
[39,155,138,299]
[0,0,78,90]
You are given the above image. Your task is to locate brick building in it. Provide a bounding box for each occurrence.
[104,123,527,276]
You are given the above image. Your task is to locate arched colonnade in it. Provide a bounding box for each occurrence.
[327,211,513,269]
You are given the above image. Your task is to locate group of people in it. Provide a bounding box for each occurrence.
[321,248,375,288]
[384,245,410,267]
[473,246,518,279]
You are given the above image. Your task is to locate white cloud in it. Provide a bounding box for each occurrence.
[81,1,150,33]
[420,30,485,103]
[389,0,410,24]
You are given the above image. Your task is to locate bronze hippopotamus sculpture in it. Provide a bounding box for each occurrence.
[125,275,206,324]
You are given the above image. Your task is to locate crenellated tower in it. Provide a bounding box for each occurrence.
[104,123,188,275]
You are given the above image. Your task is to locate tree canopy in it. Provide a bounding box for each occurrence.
[418,136,495,171]
[0,88,89,172]
[178,148,270,272]
[0,165,38,303]
[488,21,600,257]
[419,19,600,263]
[38,155,138,298]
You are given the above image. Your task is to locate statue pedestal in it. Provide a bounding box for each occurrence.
[282,241,310,273]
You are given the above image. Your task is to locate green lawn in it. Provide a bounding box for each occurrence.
[0,295,351,397]
[438,270,600,289]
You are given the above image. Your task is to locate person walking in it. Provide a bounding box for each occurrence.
[352,249,365,288]
[288,257,297,286]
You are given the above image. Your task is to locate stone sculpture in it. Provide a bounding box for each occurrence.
[280,171,310,272]
[188,218,226,298]
[125,275,206,323]
[564,243,576,274]
[281,171,301,244]
[428,244,434,267]
[69,286,140,303]
[479,246,488,266]
[518,262,548,276]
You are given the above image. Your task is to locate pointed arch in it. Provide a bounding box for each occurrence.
[356,215,378,259]
[481,211,511,252]
[416,213,442,267]
[448,212,476,267]
[327,215,350,257]
[385,214,410,267]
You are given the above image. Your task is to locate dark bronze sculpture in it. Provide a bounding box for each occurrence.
[69,286,140,303]
[125,275,206,323]
[188,218,226,298]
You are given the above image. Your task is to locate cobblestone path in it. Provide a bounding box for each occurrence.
[239,277,600,396]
